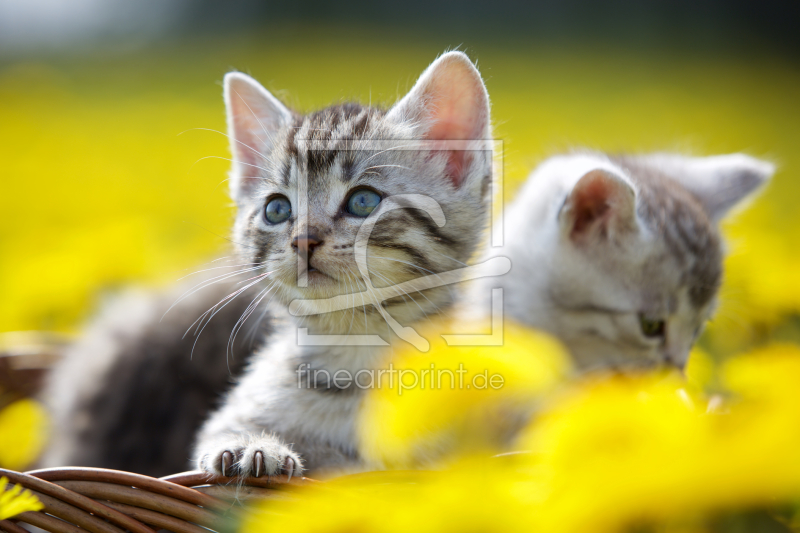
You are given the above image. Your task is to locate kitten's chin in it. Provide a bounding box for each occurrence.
[278,272,346,302]
[304,269,335,284]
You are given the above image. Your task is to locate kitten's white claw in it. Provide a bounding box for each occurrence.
[254,451,264,478]
[283,456,295,481]
[221,451,233,477]
[198,435,303,479]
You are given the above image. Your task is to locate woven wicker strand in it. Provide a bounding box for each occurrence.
[54,481,226,530]
[28,468,226,509]
[195,484,296,503]
[162,470,317,488]
[13,510,85,533]
[0,466,316,533]
[0,520,30,533]
[0,468,156,533]
[23,488,127,533]
[102,501,211,533]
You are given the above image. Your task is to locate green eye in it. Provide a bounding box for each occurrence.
[346,189,381,217]
[639,315,666,338]
[265,196,291,224]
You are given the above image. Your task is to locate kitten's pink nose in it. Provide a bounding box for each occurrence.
[292,235,322,256]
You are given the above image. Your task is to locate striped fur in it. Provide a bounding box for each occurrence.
[193,51,493,476]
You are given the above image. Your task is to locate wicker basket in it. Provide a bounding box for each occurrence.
[0,331,69,408]
[0,467,316,533]
[0,333,318,533]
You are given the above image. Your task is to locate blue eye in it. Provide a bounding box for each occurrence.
[346,189,381,217]
[265,196,291,224]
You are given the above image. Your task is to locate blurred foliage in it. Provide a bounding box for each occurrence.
[0,27,798,356]
[242,339,800,533]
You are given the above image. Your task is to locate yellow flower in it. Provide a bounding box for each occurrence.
[242,343,800,533]
[357,319,571,468]
[0,477,43,520]
[513,374,702,532]
[0,399,49,470]
[241,464,539,533]
[512,343,800,532]
[684,346,715,393]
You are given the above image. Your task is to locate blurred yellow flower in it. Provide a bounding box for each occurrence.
[684,346,715,393]
[0,476,43,520]
[358,319,572,468]
[515,343,800,531]
[0,399,49,470]
[244,342,800,533]
[242,463,542,533]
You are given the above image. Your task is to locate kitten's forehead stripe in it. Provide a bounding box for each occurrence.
[398,210,458,248]
[280,160,292,187]
[279,103,388,185]
[340,160,356,184]
[612,156,723,308]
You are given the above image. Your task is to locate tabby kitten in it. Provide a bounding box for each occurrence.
[41,51,492,478]
[191,51,493,477]
[466,151,773,371]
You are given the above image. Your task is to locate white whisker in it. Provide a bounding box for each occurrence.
[164,264,267,320]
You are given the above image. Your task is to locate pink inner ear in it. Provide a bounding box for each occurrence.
[228,97,266,170]
[567,169,638,241]
[423,72,485,188]
[426,84,479,140]
[570,171,615,236]
[440,149,467,186]
[226,75,291,174]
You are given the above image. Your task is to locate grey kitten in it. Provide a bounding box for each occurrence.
[192,51,493,477]
[466,151,773,371]
[42,51,494,478]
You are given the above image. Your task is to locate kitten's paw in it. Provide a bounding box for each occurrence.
[198,435,303,479]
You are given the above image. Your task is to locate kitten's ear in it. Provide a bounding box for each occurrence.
[386,51,491,190]
[560,169,638,243]
[645,153,774,222]
[224,72,293,201]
